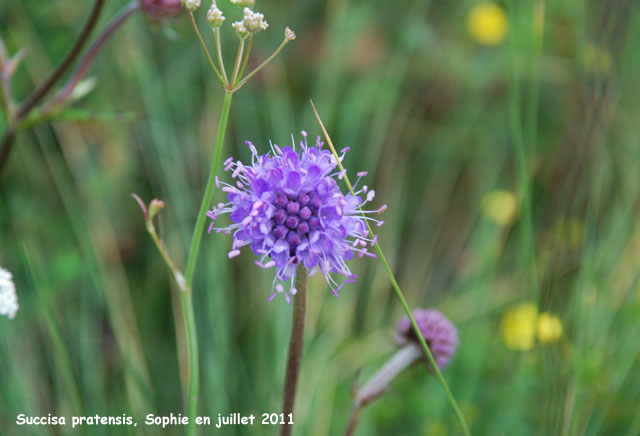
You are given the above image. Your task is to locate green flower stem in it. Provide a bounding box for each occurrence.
[182,90,233,436]
[181,289,200,436]
[230,39,245,86]
[281,265,308,436]
[184,90,233,286]
[189,13,225,86]
[232,37,292,92]
[237,35,253,81]
[213,28,229,85]
[311,101,471,436]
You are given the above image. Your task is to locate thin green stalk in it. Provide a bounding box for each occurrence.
[230,39,245,86]
[189,13,225,86]
[131,194,187,291]
[237,35,253,80]
[182,90,233,436]
[213,27,229,85]
[281,265,308,436]
[182,289,200,436]
[184,90,233,286]
[233,38,291,91]
[311,101,471,436]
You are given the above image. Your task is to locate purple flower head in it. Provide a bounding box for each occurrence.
[207,132,385,303]
[396,309,459,369]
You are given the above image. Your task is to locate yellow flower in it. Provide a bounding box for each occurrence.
[537,312,563,343]
[501,302,537,351]
[467,2,508,46]
[481,190,518,226]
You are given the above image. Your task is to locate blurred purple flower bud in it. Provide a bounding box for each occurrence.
[396,309,459,369]
[140,0,184,20]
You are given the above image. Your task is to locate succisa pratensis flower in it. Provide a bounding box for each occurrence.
[395,308,459,369]
[207,132,385,303]
[350,308,458,432]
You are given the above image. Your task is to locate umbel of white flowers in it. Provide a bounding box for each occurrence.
[232,7,269,39]
[0,267,18,319]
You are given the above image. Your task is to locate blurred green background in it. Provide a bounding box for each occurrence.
[1,0,639,434]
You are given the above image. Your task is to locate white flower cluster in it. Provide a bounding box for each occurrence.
[182,0,201,12]
[232,7,269,39]
[230,0,255,7]
[0,267,18,319]
[207,3,225,28]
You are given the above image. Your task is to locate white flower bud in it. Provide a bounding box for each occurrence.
[232,21,249,39]
[182,0,201,12]
[0,267,19,320]
[284,26,296,41]
[206,3,225,27]
[149,199,165,220]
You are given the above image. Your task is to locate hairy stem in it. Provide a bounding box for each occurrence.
[311,101,471,436]
[356,344,422,403]
[281,265,308,436]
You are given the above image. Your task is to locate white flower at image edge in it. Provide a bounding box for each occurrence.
[0,267,19,319]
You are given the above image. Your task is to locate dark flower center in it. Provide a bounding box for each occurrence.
[272,191,321,256]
